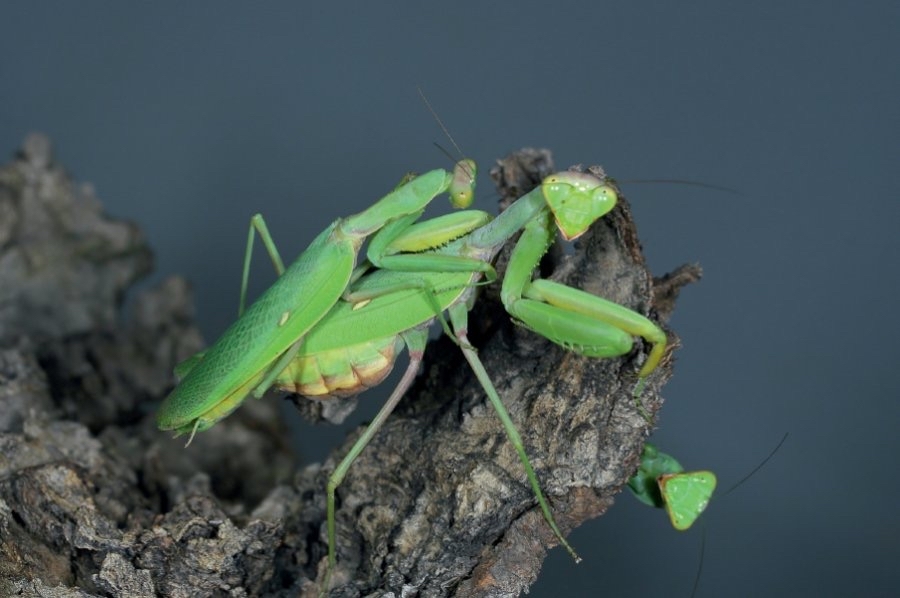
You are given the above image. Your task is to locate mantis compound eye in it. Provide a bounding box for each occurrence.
[592,184,618,211]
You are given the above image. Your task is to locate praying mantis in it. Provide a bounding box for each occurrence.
[628,443,717,531]
[623,435,786,597]
[633,431,788,530]
[156,160,480,439]
[156,154,671,589]
[629,431,787,532]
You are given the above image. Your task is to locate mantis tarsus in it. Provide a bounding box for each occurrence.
[157,156,669,587]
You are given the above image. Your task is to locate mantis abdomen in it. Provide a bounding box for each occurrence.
[275,335,404,399]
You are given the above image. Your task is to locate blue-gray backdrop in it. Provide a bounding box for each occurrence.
[3,2,897,596]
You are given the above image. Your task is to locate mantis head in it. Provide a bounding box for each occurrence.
[541,172,618,241]
[449,158,477,209]
[628,443,718,531]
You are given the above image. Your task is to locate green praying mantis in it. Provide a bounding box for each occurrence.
[625,444,717,597]
[625,435,786,597]
[156,155,672,584]
[628,443,717,531]
[629,432,788,532]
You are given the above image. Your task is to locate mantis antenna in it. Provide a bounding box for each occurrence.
[417,85,467,161]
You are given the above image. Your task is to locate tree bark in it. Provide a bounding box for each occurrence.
[0,137,699,597]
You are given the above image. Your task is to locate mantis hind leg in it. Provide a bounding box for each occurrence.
[447,302,581,562]
[323,328,429,583]
[173,213,288,383]
[239,214,288,316]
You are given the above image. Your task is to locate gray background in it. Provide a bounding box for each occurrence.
[3,2,897,596]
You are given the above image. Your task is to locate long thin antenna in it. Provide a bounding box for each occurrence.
[432,142,458,165]
[416,86,477,208]
[686,432,788,595]
[724,432,789,495]
[417,86,466,160]
[618,178,741,195]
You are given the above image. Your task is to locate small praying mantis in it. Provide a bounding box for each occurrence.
[626,435,787,597]
[629,433,787,531]
[628,443,717,530]
[157,157,669,587]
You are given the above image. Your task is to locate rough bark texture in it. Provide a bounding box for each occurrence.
[0,137,700,597]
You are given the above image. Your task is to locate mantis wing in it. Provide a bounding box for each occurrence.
[157,223,358,434]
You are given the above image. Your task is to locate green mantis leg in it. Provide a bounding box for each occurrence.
[239,203,491,320]
[169,214,302,412]
[447,302,581,562]
[239,214,287,316]
[364,209,498,280]
[325,327,430,573]
[340,209,499,344]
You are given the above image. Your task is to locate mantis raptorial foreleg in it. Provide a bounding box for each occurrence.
[500,211,666,394]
